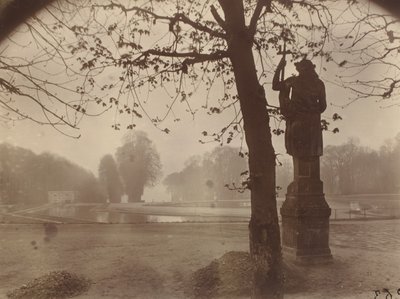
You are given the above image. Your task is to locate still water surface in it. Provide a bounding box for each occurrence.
[47,205,244,223]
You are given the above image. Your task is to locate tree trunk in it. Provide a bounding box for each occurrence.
[128,185,144,202]
[219,1,284,298]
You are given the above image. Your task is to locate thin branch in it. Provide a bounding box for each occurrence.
[93,2,227,39]
[210,5,227,30]
[249,0,272,36]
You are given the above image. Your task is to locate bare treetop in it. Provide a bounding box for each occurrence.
[1,0,398,139]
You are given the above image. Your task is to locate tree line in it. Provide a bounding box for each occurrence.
[275,134,400,196]
[98,131,161,203]
[3,133,398,206]
[321,135,400,195]
[163,146,249,202]
[0,143,104,204]
[0,131,161,205]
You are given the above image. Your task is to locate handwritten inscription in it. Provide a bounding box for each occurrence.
[374,289,400,299]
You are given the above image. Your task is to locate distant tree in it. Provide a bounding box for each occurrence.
[321,139,359,195]
[393,134,400,192]
[163,172,184,202]
[0,143,102,204]
[76,174,106,203]
[115,131,162,202]
[378,136,400,193]
[393,133,400,192]
[164,147,249,202]
[163,156,206,202]
[204,146,249,201]
[181,155,207,202]
[0,143,41,204]
[0,144,22,204]
[98,154,123,203]
[352,147,380,193]
[321,136,400,195]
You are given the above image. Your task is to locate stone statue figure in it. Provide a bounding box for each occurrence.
[274,57,332,262]
[272,58,327,157]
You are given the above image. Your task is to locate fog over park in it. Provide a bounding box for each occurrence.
[1,0,399,201]
[1,96,399,201]
[1,1,400,299]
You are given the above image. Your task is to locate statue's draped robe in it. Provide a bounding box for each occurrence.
[277,74,326,157]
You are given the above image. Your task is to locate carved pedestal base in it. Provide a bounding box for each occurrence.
[280,157,332,263]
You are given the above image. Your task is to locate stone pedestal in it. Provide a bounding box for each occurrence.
[280,156,332,263]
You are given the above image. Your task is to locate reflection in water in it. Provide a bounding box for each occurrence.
[147,215,185,223]
[49,205,76,218]
[46,205,202,223]
[95,212,108,223]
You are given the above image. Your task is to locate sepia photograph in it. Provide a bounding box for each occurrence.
[0,0,399,298]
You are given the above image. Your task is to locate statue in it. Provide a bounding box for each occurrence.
[273,56,332,262]
[272,57,327,157]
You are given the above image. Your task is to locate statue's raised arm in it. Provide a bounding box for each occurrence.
[273,58,327,157]
[272,57,286,91]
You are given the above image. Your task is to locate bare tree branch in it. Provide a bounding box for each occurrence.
[93,2,227,39]
[210,5,227,30]
[249,0,272,36]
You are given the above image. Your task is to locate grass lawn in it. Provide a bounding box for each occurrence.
[1,221,399,298]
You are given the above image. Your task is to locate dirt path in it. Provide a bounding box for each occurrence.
[1,221,399,298]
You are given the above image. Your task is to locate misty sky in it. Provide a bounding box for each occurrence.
[1,79,398,172]
[0,0,399,201]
